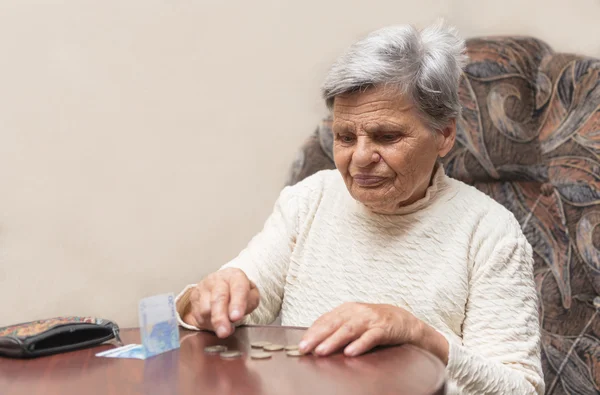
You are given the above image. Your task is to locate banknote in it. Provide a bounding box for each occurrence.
[96,292,180,360]
[96,344,147,360]
[138,293,180,358]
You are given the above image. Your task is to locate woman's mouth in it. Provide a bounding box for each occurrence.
[352,174,387,187]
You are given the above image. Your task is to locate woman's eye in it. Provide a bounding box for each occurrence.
[338,134,355,143]
[379,134,398,142]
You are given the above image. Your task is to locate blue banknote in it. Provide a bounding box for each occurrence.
[96,344,147,359]
[96,293,180,360]
[139,293,180,358]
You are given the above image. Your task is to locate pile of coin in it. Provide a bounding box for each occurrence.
[204,345,243,359]
[250,341,304,358]
[203,342,305,360]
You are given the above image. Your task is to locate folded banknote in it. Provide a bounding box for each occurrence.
[96,344,146,359]
[96,293,180,360]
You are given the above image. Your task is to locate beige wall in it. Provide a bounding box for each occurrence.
[1,0,598,327]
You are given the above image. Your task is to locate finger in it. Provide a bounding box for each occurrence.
[187,298,207,329]
[246,284,260,314]
[196,289,213,329]
[182,310,201,328]
[314,321,364,356]
[210,281,232,338]
[228,273,250,321]
[195,278,213,316]
[198,288,212,317]
[344,328,386,357]
[182,286,202,328]
[299,315,342,354]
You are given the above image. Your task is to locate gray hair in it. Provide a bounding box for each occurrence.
[322,21,467,131]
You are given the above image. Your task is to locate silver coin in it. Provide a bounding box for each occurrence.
[263,344,284,351]
[286,350,303,357]
[220,350,243,359]
[284,345,299,351]
[204,345,228,354]
[250,341,272,349]
[250,351,272,359]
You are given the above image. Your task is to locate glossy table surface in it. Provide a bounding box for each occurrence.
[0,326,446,395]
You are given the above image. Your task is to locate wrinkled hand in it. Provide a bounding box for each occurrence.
[182,268,259,338]
[298,303,448,363]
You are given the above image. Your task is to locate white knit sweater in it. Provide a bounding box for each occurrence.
[177,166,544,395]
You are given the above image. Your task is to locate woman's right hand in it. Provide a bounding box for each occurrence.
[182,268,260,338]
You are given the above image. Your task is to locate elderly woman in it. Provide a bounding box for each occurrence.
[176,23,544,394]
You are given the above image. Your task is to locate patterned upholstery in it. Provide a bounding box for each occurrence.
[287,37,600,394]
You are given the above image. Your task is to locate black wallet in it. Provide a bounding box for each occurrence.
[0,316,121,358]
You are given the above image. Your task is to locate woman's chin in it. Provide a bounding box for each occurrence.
[351,190,392,209]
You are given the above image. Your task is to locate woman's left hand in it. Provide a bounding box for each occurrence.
[298,302,449,363]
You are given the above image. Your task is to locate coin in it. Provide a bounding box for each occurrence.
[284,345,299,351]
[263,344,284,351]
[286,350,303,357]
[250,341,272,348]
[204,345,228,354]
[250,351,272,359]
[220,351,243,359]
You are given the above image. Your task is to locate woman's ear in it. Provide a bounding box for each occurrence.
[437,118,457,158]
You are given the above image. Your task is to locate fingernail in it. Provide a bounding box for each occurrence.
[230,310,241,321]
[345,346,356,356]
[217,326,228,338]
[316,345,327,354]
[299,340,309,351]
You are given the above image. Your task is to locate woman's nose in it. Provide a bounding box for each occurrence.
[352,137,380,167]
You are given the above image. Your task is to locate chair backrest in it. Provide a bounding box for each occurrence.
[287,36,600,394]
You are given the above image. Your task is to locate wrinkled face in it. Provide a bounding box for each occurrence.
[332,85,456,214]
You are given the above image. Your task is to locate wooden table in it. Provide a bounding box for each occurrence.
[0,326,446,395]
